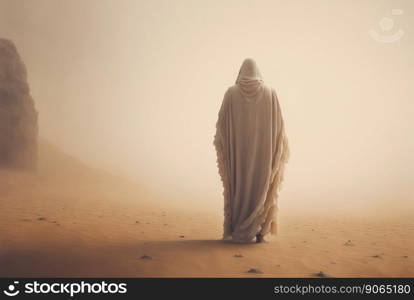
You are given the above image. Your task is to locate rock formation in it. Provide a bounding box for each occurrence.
[0,39,38,169]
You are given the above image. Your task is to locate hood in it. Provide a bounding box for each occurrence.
[235,58,264,102]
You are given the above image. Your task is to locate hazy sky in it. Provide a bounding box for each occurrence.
[1,0,413,214]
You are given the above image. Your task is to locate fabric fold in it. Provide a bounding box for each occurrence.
[214,58,289,243]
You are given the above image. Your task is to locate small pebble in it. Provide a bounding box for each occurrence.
[246,268,263,274]
[344,240,354,246]
[313,271,330,278]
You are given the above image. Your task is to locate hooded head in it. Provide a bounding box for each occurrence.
[236,58,263,82]
[235,58,264,102]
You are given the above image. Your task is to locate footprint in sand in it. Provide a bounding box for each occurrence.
[179,235,185,238]
[371,254,383,259]
[37,217,47,221]
[135,221,140,224]
[246,268,263,274]
[140,254,152,260]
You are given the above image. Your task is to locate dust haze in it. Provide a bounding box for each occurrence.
[0,0,414,277]
[1,0,413,216]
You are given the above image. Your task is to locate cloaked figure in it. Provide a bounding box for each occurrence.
[214,58,289,243]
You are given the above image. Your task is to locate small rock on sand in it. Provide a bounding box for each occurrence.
[140,255,152,260]
[179,235,185,238]
[246,268,263,274]
[371,254,382,259]
[233,254,243,258]
[313,271,330,278]
[37,217,47,221]
[344,240,354,246]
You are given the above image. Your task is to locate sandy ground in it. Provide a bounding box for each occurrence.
[0,140,413,277]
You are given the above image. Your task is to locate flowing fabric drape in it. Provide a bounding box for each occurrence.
[213,58,290,243]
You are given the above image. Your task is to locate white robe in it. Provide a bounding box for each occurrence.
[214,58,290,243]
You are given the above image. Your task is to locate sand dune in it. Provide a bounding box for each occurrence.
[0,139,412,277]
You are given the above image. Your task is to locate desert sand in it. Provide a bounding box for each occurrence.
[0,139,412,278]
